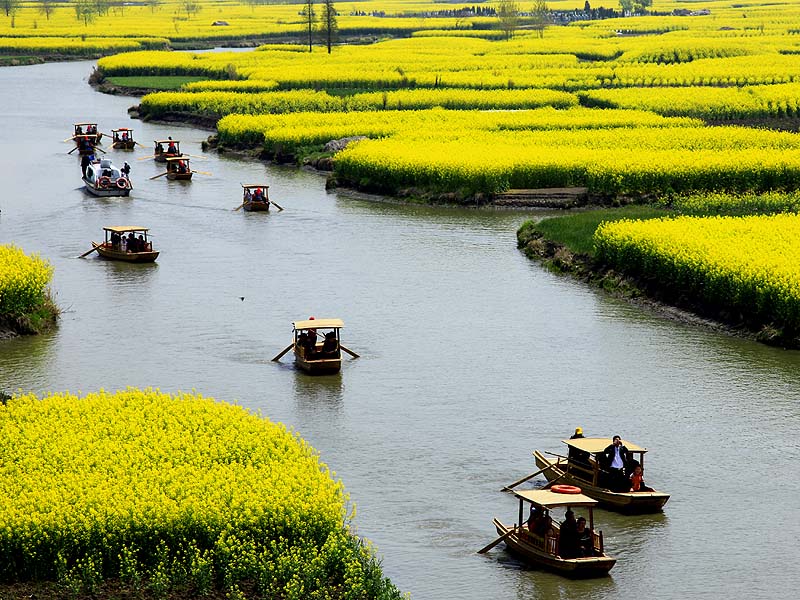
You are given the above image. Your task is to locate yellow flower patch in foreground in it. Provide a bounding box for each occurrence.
[0,389,398,598]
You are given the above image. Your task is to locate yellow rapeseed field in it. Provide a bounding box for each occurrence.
[0,244,54,318]
[0,388,400,598]
[594,214,800,332]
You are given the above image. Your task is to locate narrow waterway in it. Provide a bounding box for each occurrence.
[1,60,798,600]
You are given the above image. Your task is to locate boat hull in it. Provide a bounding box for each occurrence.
[534,451,669,513]
[167,172,192,181]
[154,152,180,163]
[92,242,158,263]
[112,141,136,150]
[83,177,131,197]
[293,347,341,374]
[493,519,615,578]
[243,201,270,212]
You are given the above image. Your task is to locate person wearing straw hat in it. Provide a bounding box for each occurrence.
[568,426,590,468]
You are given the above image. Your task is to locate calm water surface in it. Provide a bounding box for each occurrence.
[1,61,798,600]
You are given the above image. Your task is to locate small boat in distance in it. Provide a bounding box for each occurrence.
[73,134,98,156]
[153,138,180,162]
[533,437,670,513]
[91,226,158,262]
[165,156,192,180]
[271,318,359,373]
[241,184,271,212]
[111,128,136,150]
[74,122,102,144]
[292,318,343,374]
[487,488,616,578]
[83,158,132,197]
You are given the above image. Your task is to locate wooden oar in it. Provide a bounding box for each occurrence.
[63,136,76,142]
[271,344,294,362]
[545,451,569,460]
[185,153,207,159]
[149,172,169,180]
[233,202,246,211]
[137,155,156,161]
[270,200,284,211]
[134,141,146,148]
[477,527,517,554]
[78,244,98,258]
[542,471,568,489]
[67,146,79,155]
[191,170,212,176]
[501,463,557,492]
[340,345,360,359]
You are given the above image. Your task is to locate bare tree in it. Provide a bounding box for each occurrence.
[1,0,20,18]
[183,0,201,18]
[146,0,163,13]
[38,0,55,20]
[301,0,315,52]
[318,0,338,54]
[74,0,96,25]
[496,0,520,41]
[531,0,550,39]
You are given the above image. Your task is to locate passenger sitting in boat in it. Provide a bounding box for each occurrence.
[320,331,339,357]
[629,464,653,492]
[156,143,164,154]
[121,131,129,141]
[138,235,146,252]
[244,189,252,202]
[167,140,177,154]
[575,517,593,557]
[253,188,264,202]
[127,232,137,252]
[76,126,83,135]
[110,231,121,249]
[559,509,579,558]
[177,160,188,174]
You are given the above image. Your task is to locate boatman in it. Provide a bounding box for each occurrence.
[122,162,131,179]
[568,427,591,469]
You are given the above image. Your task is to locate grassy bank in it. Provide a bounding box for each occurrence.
[517,206,673,258]
[105,75,210,91]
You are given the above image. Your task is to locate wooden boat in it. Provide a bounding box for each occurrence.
[491,488,616,578]
[111,128,136,150]
[91,226,158,263]
[74,122,102,145]
[153,139,181,163]
[74,134,98,156]
[241,184,270,212]
[83,159,132,197]
[165,156,192,180]
[292,318,344,374]
[533,437,670,513]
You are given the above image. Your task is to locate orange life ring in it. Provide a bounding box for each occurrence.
[551,484,582,494]
[98,176,111,188]
[116,178,127,189]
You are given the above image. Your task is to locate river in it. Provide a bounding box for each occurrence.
[0,60,798,600]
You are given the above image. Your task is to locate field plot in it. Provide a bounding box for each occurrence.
[594,213,800,336]
[0,389,401,598]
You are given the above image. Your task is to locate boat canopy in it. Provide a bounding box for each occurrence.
[112,128,132,132]
[74,122,97,127]
[293,318,344,330]
[242,184,270,189]
[562,438,647,453]
[165,156,189,162]
[513,489,598,509]
[155,139,179,144]
[103,226,149,233]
